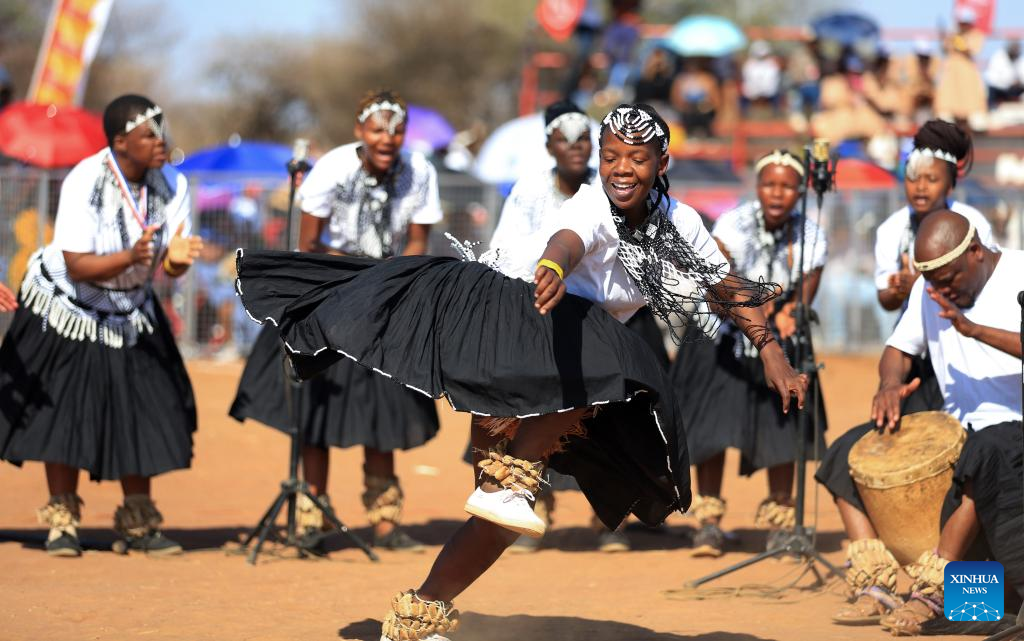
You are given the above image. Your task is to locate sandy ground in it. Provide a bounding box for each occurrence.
[0,354,974,641]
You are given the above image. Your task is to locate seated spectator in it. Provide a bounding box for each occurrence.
[671,57,720,138]
[741,40,781,117]
[984,41,1024,106]
[935,6,988,129]
[633,47,676,113]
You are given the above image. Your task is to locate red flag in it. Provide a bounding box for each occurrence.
[954,0,996,34]
[28,0,113,106]
[536,0,586,42]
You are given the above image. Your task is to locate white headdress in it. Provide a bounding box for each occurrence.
[125,105,164,139]
[358,99,407,136]
[545,112,590,144]
[602,106,668,153]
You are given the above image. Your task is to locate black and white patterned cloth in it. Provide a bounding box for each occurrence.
[489,167,598,249]
[712,201,827,355]
[21,148,190,348]
[298,142,443,258]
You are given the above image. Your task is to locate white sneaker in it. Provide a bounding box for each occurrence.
[464,486,546,538]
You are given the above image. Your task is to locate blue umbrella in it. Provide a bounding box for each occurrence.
[811,12,880,47]
[176,141,295,175]
[406,104,456,155]
[663,15,746,58]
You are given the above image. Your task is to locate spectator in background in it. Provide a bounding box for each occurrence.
[671,57,720,138]
[934,7,988,129]
[602,0,642,93]
[633,46,675,112]
[0,66,12,111]
[907,39,939,124]
[562,0,604,100]
[984,41,1024,106]
[784,34,822,131]
[741,40,781,117]
[863,47,913,130]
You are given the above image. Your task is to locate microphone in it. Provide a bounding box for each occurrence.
[288,138,311,176]
[1018,291,1024,307]
[810,138,835,199]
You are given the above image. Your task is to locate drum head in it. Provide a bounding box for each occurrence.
[849,411,966,489]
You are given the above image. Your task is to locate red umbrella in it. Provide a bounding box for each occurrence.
[834,157,897,191]
[0,101,106,169]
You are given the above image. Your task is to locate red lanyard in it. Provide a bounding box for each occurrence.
[106,155,148,228]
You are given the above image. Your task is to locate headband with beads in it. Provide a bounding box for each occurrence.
[602,106,668,153]
[545,112,591,144]
[754,150,805,177]
[908,147,958,165]
[125,106,164,139]
[358,99,406,135]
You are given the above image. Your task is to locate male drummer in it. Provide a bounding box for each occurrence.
[815,210,1023,634]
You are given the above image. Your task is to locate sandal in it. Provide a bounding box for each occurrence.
[881,593,943,636]
[833,586,903,625]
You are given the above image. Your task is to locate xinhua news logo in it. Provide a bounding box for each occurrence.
[944,561,1004,622]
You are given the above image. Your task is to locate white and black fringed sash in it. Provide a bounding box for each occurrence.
[22,152,176,349]
[609,196,778,345]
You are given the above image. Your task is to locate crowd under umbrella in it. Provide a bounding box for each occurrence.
[175,140,296,176]
[662,14,747,58]
[810,11,881,58]
[404,104,456,156]
[0,101,106,169]
[471,112,601,190]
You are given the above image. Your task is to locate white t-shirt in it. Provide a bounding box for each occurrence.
[489,168,599,250]
[874,202,994,290]
[713,201,827,293]
[298,142,443,258]
[887,249,1024,430]
[45,147,191,311]
[483,183,726,323]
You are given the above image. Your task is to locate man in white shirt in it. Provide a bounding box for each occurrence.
[817,210,1023,633]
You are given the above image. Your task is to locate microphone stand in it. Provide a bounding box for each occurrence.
[240,144,379,565]
[688,141,843,588]
[982,290,1024,639]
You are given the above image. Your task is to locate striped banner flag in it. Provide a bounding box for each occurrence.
[28,0,114,106]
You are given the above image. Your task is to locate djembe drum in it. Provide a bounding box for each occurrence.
[848,411,966,565]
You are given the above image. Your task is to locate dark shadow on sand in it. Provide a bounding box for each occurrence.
[339,614,780,641]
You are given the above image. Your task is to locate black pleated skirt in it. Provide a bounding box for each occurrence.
[229,323,440,451]
[671,328,827,474]
[234,250,690,528]
[0,295,196,481]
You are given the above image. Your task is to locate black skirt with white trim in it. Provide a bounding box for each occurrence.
[671,328,827,474]
[0,292,195,481]
[234,249,690,528]
[229,323,440,452]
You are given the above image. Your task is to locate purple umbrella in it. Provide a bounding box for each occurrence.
[405,104,456,154]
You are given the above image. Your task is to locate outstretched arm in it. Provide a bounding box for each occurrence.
[711,274,808,414]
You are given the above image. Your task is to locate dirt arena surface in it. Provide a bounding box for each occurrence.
[0,354,972,641]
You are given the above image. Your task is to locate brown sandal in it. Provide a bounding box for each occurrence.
[881,594,943,636]
[832,586,903,626]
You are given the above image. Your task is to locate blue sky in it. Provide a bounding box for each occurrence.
[159,0,1024,90]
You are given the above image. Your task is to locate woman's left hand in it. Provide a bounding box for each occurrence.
[165,222,204,273]
[760,342,807,414]
[773,302,797,340]
[0,283,17,312]
[533,264,566,315]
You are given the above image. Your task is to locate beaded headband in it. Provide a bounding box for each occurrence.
[913,222,975,272]
[908,147,958,165]
[125,106,164,139]
[358,99,406,135]
[754,150,805,177]
[602,106,668,153]
[545,112,590,144]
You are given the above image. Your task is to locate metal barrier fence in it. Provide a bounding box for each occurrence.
[2,166,1021,356]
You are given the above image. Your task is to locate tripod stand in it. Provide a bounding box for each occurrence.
[688,141,844,589]
[239,142,379,565]
[981,290,1024,640]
